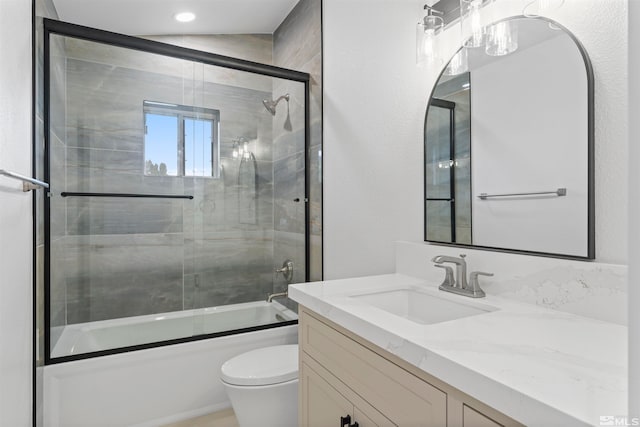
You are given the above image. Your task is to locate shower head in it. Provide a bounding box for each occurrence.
[262,94,290,116]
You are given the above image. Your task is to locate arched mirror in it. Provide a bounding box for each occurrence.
[424,16,594,259]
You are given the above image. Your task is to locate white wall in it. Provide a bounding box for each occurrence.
[323,0,427,279]
[627,0,639,417]
[323,0,628,281]
[0,0,33,425]
[471,34,588,256]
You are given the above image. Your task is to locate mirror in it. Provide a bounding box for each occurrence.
[424,16,594,259]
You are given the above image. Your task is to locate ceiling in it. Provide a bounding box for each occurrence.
[52,0,301,35]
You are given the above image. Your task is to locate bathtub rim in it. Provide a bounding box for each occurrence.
[47,300,298,365]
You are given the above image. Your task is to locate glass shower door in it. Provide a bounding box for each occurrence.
[45,22,309,361]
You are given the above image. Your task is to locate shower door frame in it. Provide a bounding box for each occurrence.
[42,18,312,364]
[424,98,458,243]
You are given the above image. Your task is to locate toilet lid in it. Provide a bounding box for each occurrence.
[221,344,298,386]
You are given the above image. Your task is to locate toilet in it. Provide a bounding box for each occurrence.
[220,344,299,427]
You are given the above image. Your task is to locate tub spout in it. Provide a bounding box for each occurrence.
[267,291,288,303]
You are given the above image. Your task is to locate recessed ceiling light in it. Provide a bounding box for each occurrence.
[175,12,196,23]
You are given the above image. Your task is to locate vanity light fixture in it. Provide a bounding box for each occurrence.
[416,5,444,66]
[485,20,518,56]
[174,12,196,23]
[444,48,469,76]
[460,0,489,48]
[232,138,252,160]
[523,0,565,17]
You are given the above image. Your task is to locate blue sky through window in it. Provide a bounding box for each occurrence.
[145,113,178,176]
[184,118,213,177]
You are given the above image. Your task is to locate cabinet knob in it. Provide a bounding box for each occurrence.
[340,415,351,427]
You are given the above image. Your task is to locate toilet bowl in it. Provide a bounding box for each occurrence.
[220,344,298,427]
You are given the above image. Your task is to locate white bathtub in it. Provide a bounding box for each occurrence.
[51,300,297,358]
[44,301,298,427]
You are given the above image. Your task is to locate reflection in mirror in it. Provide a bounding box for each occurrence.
[425,17,594,259]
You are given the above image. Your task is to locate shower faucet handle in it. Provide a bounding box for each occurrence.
[275,260,294,283]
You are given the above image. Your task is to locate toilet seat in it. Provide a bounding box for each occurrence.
[220,344,298,386]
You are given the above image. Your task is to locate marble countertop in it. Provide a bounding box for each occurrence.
[289,274,627,427]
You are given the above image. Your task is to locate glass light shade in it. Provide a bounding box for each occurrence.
[416,14,444,66]
[444,48,469,76]
[460,0,486,48]
[485,21,518,56]
[523,0,565,17]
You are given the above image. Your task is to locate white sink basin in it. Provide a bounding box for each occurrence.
[351,288,497,325]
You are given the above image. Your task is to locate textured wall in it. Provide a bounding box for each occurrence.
[324,0,428,279]
[0,0,34,424]
[628,0,640,416]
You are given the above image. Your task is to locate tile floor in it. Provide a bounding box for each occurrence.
[162,408,239,427]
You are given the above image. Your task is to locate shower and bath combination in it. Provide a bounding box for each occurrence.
[43,21,311,363]
[262,93,290,115]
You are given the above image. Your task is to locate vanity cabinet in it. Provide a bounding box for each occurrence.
[301,358,394,426]
[299,307,523,427]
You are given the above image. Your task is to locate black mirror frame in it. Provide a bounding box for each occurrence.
[423,15,595,260]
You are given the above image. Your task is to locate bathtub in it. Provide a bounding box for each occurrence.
[44,301,298,427]
[51,300,297,358]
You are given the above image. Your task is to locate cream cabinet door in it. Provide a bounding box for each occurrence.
[301,358,396,427]
[301,309,447,426]
[463,405,504,427]
[301,361,353,427]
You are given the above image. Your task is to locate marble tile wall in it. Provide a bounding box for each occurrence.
[273,0,323,284]
[396,241,628,325]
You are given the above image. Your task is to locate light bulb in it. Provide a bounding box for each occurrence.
[523,0,564,17]
[416,10,443,66]
[461,0,485,48]
[485,20,518,56]
[444,48,469,76]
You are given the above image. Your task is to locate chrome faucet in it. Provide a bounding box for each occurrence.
[431,254,468,290]
[432,254,492,298]
[267,291,288,303]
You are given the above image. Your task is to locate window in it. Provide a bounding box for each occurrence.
[143,101,220,178]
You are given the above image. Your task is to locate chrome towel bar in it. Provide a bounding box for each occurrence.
[478,188,566,200]
[0,169,49,191]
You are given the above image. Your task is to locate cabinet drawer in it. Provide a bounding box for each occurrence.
[300,309,447,426]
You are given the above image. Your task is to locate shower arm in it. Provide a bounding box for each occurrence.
[273,94,290,105]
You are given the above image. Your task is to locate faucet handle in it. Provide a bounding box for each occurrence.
[470,271,493,279]
[434,264,455,288]
[468,271,493,298]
